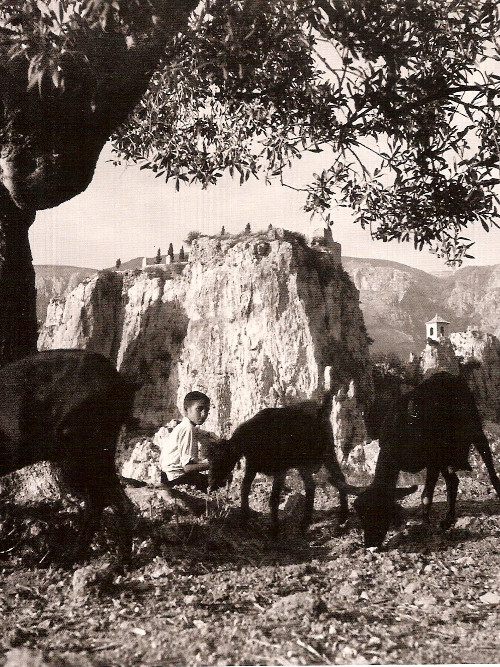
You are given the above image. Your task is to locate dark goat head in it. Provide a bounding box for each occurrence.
[205,439,238,492]
[353,485,418,548]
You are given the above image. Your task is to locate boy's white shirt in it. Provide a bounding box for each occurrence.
[156,417,218,481]
[158,416,199,481]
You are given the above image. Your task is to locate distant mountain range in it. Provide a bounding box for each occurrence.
[34,258,500,359]
[342,257,500,358]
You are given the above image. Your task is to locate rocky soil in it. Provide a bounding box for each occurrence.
[2,432,500,666]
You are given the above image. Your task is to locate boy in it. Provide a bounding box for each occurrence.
[159,391,213,491]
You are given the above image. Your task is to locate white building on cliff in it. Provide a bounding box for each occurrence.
[425,314,450,341]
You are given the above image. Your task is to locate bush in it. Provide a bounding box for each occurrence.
[184,230,201,245]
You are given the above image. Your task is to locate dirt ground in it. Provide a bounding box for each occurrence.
[2,442,500,666]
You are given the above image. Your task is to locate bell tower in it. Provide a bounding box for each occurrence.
[425,314,450,341]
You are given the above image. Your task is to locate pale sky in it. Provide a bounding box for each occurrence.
[31,143,500,273]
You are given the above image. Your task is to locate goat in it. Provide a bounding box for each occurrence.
[0,349,137,561]
[353,371,500,548]
[206,399,361,536]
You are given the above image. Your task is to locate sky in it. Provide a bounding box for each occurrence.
[30,142,500,274]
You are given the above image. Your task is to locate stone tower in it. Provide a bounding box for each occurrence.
[311,226,342,265]
[425,314,450,341]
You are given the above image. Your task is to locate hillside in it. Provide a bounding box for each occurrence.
[2,427,500,665]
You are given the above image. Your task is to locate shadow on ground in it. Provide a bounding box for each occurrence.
[2,486,500,570]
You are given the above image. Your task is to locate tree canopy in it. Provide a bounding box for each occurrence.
[1,0,499,264]
[112,0,500,265]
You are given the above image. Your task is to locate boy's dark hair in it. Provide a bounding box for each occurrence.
[184,391,210,411]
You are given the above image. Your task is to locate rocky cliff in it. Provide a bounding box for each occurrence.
[342,258,469,358]
[34,265,96,325]
[37,258,500,362]
[450,329,500,422]
[445,265,500,338]
[415,330,500,422]
[343,259,500,359]
[39,231,373,438]
[419,338,460,379]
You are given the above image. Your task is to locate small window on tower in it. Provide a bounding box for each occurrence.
[430,327,434,336]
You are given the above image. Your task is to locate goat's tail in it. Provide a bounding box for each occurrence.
[473,436,500,499]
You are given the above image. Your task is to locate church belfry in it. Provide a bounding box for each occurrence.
[425,314,450,341]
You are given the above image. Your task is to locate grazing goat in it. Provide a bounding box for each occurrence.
[354,371,500,548]
[0,349,137,561]
[206,400,360,536]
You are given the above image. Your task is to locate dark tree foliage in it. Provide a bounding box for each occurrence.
[184,230,201,245]
[113,0,500,264]
[0,0,197,211]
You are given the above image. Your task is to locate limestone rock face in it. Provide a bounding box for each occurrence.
[40,267,188,427]
[0,462,63,504]
[413,330,500,421]
[445,266,500,337]
[344,440,380,482]
[343,260,500,360]
[419,338,460,379]
[342,258,453,359]
[175,235,372,436]
[121,439,162,486]
[39,233,373,442]
[34,265,96,325]
[330,381,367,460]
[38,271,123,357]
[449,329,500,422]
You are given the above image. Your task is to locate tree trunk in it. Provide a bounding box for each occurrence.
[0,198,37,365]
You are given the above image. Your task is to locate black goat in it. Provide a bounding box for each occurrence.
[354,371,500,548]
[0,349,137,561]
[206,401,360,536]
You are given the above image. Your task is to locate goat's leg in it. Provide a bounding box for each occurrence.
[440,467,459,530]
[269,470,286,537]
[322,449,349,524]
[337,490,349,525]
[421,466,440,524]
[322,449,348,488]
[58,459,106,562]
[106,481,135,564]
[240,467,256,526]
[73,493,105,562]
[298,467,316,533]
[474,437,500,498]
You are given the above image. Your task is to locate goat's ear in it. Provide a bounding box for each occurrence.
[394,484,418,500]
